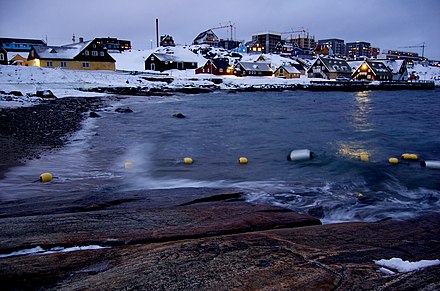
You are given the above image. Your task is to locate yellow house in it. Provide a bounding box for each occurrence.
[27,39,116,71]
[8,53,28,66]
[274,65,301,79]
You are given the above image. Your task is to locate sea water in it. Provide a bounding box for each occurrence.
[1,89,439,223]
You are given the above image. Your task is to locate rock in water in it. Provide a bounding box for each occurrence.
[89,112,101,118]
[173,113,186,118]
[115,107,133,113]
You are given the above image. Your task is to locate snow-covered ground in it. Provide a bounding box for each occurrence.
[375,258,440,275]
[1,45,439,107]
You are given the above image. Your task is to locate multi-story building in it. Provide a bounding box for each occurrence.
[346,41,371,59]
[252,32,281,54]
[370,47,380,58]
[290,35,316,51]
[0,37,46,52]
[318,39,345,57]
[95,37,131,52]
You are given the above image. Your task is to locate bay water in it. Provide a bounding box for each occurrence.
[1,89,439,223]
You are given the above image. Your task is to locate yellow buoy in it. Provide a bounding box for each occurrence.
[39,172,53,183]
[356,192,364,197]
[183,157,193,164]
[389,157,399,164]
[239,157,248,164]
[401,153,418,161]
[360,154,369,162]
[124,160,133,169]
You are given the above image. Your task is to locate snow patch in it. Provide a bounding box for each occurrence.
[374,258,440,273]
[0,245,110,258]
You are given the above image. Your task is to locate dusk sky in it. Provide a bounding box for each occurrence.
[1,0,439,59]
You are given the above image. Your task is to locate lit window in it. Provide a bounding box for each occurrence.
[46,61,53,67]
[82,62,90,68]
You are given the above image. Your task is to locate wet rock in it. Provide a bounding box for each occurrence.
[89,112,101,118]
[308,206,325,218]
[115,107,133,113]
[173,113,186,119]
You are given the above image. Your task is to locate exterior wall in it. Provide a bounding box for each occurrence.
[274,68,300,79]
[252,33,281,54]
[0,48,7,65]
[307,63,330,79]
[9,54,28,66]
[145,55,197,72]
[28,59,115,71]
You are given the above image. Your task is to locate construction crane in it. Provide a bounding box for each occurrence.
[398,42,426,58]
[211,22,236,41]
[279,27,308,40]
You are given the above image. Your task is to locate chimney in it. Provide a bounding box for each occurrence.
[79,37,84,43]
[156,18,159,48]
[72,34,75,43]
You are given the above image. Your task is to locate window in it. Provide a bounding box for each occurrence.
[82,62,90,68]
[279,68,284,74]
[100,51,104,56]
[151,56,154,61]
[46,61,53,67]
[84,50,89,56]
[92,51,98,56]
[60,61,67,68]
[0,53,4,61]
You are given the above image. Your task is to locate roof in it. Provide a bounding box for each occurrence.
[193,29,219,44]
[365,61,392,76]
[381,59,406,74]
[277,65,300,74]
[33,41,92,60]
[0,37,46,45]
[315,57,352,73]
[212,58,230,69]
[151,52,197,63]
[237,61,272,72]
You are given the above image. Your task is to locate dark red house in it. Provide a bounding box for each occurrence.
[195,59,233,75]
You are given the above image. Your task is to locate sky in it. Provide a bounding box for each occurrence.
[1,0,439,59]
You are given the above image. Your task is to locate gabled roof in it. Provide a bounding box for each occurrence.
[365,61,393,76]
[32,40,93,60]
[150,52,197,63]
[193,29,219,44]
[236,61,272,72]
[212,58,230,69]
[381,59,406,74]
[316,57,352,73]
[277,65,300,74]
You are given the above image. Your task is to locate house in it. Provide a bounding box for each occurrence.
[0,37,46,52]
[381,59,408,81]
[193,29,219,46]
[245,40,264,54]
[160,35,175,47]
[95,37,131,52]
[27,38,116,71]
[233,61,273,77]
[0,46,7,65]
[145,53,198,71]
[195,59,233,75]
[274,65,301,79]
[351,60,393,81]
[307,56,352,79]
[8,53,28,66]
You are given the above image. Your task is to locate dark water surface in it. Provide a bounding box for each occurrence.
[1,90,439,222]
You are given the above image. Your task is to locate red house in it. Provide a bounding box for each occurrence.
[195,59,233,75]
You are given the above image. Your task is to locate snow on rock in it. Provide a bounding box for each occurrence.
[374,258,440,273]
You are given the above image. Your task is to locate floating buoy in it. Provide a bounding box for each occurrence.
[39,172,53,183]
[420,160,440,169]
[287,149,314,161]
[239,157,248,164]
[183,157,193,164]
[388,157,399,164]
[124,160,133,169]
[360,153,369,162]
[401,153,418,161]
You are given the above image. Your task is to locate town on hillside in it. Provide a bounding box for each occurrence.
[1,23,439,83]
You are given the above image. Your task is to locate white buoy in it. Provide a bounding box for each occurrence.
[420,161,440,170]
[287,149,314,161]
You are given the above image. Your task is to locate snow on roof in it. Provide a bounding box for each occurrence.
[238,61,272,72]
[34,41,92,60]
[278,65,300,74]
[110,49,152,71]
[347,61,363,72]
[153,45,207,64]
[316,57,351,73]
[381,59,406,74]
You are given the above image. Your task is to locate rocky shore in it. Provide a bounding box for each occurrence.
[0,95,439,290]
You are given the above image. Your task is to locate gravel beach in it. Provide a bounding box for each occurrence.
[0,97,107,178]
